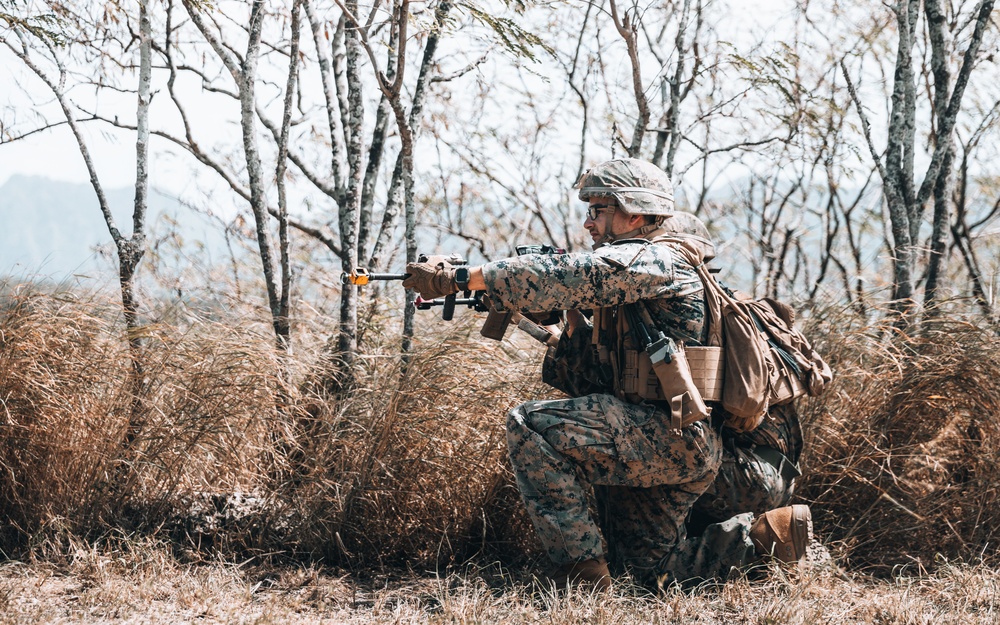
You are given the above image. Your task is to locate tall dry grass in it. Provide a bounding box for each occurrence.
[0,285,132,546]
[271,316,547,569]
[4,280,1000,578]
[797,306,1000,574]
[0,282,543,570]
[0,282,283,554]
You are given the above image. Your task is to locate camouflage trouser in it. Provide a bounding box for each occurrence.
[594,488,758,585]
[506,393,721,566]
[693,443,797,523]
[597,443,797,584]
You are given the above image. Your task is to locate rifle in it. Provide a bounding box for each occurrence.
[341,246,566,346]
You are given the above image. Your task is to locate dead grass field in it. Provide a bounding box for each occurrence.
[4,285,1000,623]
[2,550,998,624]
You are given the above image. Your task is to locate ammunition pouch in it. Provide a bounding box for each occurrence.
[769,351,806,405]
[593,302,724,430]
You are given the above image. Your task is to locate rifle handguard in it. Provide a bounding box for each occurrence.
[344,247,567,347]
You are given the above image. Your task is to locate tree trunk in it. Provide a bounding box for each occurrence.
[330,0,365,390]
[923,144,953,312]
[116,0,153,461]
[275,0,303,353]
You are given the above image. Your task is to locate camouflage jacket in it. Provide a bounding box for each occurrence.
[482,238,707,398]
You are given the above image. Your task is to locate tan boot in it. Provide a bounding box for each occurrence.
[750,504,813,564]
[548,558,612,592]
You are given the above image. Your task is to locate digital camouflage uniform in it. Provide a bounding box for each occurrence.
[482,238,759,585]
[541,270,805,584]
[592,403,803,584]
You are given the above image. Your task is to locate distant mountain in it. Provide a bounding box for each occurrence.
[0,175,227,281]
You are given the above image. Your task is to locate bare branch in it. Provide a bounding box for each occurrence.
[609,0,649,156]
[914,0,996,210]
[303,0,346,194]
[840,59,889,186]
[5,30,122,246]
[181,0,242,83]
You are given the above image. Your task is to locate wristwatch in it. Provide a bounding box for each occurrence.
[454,266,470,291]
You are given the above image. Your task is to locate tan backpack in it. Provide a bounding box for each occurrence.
[665,238,833,432]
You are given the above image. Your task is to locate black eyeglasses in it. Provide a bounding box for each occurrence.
[586,204,617,220]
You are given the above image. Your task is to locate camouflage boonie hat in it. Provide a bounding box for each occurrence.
[576,158,675,216]
[659,211,716,262]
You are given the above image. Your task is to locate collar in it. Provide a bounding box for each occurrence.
[591,223,662,250]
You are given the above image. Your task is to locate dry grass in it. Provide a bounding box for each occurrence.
[1,541,998,624]
[271,315,548,568]
[0,286,131,544]
[0,282,544,570]
[797,307,1000,574]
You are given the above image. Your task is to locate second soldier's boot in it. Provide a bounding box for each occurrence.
[750,504,813,564]
[548,558,612,592]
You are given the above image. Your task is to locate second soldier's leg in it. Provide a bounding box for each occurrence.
[657,513,758,588]
[690,444,794,529]
[595,484,701,583]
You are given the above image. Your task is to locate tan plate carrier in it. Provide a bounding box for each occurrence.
[621,344,725,403]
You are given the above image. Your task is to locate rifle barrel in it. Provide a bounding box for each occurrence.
[341,268,409,286]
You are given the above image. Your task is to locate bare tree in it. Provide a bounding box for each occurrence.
[274,0,303,351]
[134,0,490,387]
[1,1,154,460]
[12,0,1000,355]
[608,0,649,156]
[181,0,292,353]
[949,100,1000,321]
[429,0,832,307]
[841,0,996,322]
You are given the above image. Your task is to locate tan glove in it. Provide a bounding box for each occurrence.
[402,255,460,300]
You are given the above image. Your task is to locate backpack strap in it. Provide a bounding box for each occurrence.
[661,237,741,348]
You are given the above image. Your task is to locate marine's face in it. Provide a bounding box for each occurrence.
[584,198,635,244]
[584,198,616,244]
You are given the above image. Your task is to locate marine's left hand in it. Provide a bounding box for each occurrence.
[402,257,460,300]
